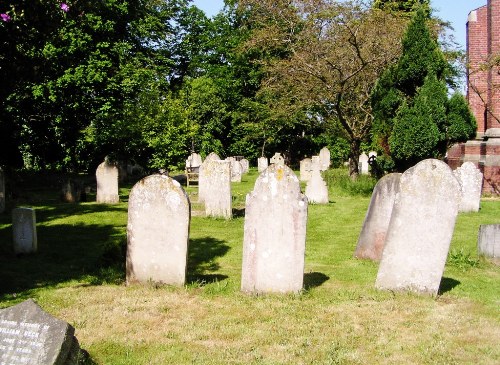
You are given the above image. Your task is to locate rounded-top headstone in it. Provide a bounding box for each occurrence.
[375,159,461,295]
[241,164,308,294]
[319,147,331,171]
[454,162,483,212]
[257,157,269,172]
[126,174,190,286]
[96,159,119,204]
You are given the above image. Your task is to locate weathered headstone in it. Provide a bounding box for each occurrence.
[454,162,483,212]
[240,159,250,174]
[241,164,308,294]
[270,152,285,166]
[13,208,37,254]
[257,157,268,173]
[375,159,461,295]
[319,147,331,171]
[478,224,500,263]
[229,159,243,183]
[96,159,119,204]
[0,299,83,365]
[0,167,5,214]
[204,160,232,219]
[354,173,401,261]
[311,156,321,171]
[185,152,202,169]
[305,166,329,204]
[198,152,221,203]
[60,180,82,203]
[359,153,369,175]
[300,158,312,182]
[126,174,190,286]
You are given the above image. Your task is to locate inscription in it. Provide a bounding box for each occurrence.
[0,320,50,364]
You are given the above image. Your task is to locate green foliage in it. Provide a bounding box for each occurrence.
[323,168,377,197]
[446,93,477,143]
[373,0,431,16]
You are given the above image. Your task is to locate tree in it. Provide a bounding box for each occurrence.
[373,0,430,16]
[371,9,476,171]
[238,0,406,176]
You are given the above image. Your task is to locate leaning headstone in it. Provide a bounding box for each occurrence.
[0,167,5,213]
[204,160,232,219]
[96,159,119,204]
[240,159,250,174]
[354,173,401,261]
[319,147,331,171]
[359,153,369,175]
[13,208,37,254]
[0,299,83,365]
[305,166,329,204]
[454,162,483,213]
[375,159,461,295]
[300,158,312,181]
[257,157,268,173]
[478,224,500,263]
[241,164,308,294]
[198,153,221,203]
[126,174,190,286]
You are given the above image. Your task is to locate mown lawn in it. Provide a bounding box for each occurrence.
[0,168,499,364]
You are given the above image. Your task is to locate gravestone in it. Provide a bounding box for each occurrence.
[0,167,5,213]
[478,224,500,263]
[204,160,232,219]
[454,162,483,213]
[319,147,331,171]
[311,156,321,171]
[96,159,119,204]
[60,180,82,203]
[185,152,202,169]
[198,152,221,203]
[375,159,461,295]
[270,153,285,166]
[300,158,312,181]
[305,166,329,204]
[241,164,308,294]
[359,153,369,175]
[240,159,250,174]
[354,173,401,261]
[229,159,243,183]
[13,208,37,254]
[0,299,83,365]
[126,174,190,286]
[257,157,268,173]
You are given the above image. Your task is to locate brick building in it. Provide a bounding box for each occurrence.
[448,0,500,194]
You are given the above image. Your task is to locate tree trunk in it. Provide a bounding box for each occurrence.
[349,138,361,179]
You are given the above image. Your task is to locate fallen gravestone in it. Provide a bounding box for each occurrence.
[375,159,461,295]
[96,159,119,204]
[126,174,190,286]
[0,299,83,364]
[257,157,268,173]
[354,173,401,261]
[241,164,308,293]
[454,162,483,212]
[478,224,500,263]
[204,160,232,219]
[305,166,329,204]
[13,208,37,254]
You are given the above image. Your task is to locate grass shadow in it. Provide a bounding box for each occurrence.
[303,272,330,290]
[187,236,230,285]
[438,277,461,295]
[232,208,245,218]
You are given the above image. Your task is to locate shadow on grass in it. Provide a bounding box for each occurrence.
[187,236,230,285]
[232,208,245,218]
[303,272,330,290]
[438,277,461,295]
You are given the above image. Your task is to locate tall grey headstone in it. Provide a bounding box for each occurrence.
[454,162,483,212]
[126,174,190,286]
[0,167,5,214]
[204,160,232,219]
[305,166,329,204]
[198,153,221,203]
[257,157,268,172]
[359,153,369,175]
[0,299,83,365]
[354,173,401,261]
[96,159,119,204]
[375,159,461,295]
[13,208,37,254]
[319,147,331,171]
[478,224,500,263]
[300,158,312,181]
[241,164,308,294]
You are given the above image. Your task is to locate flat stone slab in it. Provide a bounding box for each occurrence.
[0,299,81,364]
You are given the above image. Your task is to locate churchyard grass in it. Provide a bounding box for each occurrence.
[0,168,499,364]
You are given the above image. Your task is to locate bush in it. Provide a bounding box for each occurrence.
[323,168,377,197]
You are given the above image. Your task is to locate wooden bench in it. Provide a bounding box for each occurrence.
[185,166,200,187]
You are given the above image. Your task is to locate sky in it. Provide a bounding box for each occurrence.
[192,0,488,50]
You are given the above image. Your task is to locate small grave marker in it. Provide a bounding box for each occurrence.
[13,208,37,254]
[478,224,500,263]
[96,159,119,204]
